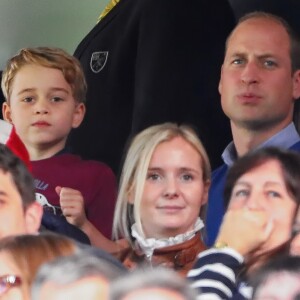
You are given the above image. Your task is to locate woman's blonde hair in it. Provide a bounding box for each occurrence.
[112,123,211,243]
[0,233,78,287]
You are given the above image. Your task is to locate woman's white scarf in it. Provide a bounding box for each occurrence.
[131,217,204,259]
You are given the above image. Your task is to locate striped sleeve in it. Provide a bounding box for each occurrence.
[187,247,248,300]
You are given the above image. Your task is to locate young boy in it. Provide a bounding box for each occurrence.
[1,47,117,251]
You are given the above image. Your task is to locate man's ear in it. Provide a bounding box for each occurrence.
[2,102,13,123]
[201,179,211,206]
[24,202,43,234]
[292,70,300,100]
[218,65,224,95]
[72,103,86,129]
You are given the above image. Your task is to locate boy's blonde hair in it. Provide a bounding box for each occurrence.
[1,47,87,103]
[112,122,211,243]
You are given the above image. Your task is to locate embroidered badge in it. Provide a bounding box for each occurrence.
[90,51,108,73]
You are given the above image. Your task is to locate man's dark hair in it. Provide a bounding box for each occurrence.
[251,255,300,299]
[0,144,35,208]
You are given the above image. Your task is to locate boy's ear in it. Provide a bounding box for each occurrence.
[2,102,13,123]
[72,103,86,128]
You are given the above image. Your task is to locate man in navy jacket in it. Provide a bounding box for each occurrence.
[205,11,300,246]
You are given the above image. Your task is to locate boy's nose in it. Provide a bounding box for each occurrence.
[34,104,49,114]
[35,109,48,114]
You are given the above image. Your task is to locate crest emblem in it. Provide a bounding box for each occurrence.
[90,51,108,73]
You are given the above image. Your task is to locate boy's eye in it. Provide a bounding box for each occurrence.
[23,97,34,103]
[51,97,63,102]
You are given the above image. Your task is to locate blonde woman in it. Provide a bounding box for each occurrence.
[113,123,210,275]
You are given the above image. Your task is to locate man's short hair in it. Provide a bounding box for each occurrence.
[225,11,300,73]
[251,255,300,299]
[0,144,35,209]
[109,268,197,300]
[31,252,126,300]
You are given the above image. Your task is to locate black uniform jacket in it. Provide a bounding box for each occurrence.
[71,0,236,174]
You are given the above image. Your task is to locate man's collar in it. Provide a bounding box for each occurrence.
[222,123,300,166]
[222,142,237,166]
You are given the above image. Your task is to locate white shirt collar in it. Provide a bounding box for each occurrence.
[131,218,204,258]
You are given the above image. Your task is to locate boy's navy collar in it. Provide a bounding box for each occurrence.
[54,146,72,156]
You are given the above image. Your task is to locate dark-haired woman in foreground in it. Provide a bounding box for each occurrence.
[188,147,300,299]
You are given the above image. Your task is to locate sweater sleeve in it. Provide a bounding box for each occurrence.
[187,247,250,300]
